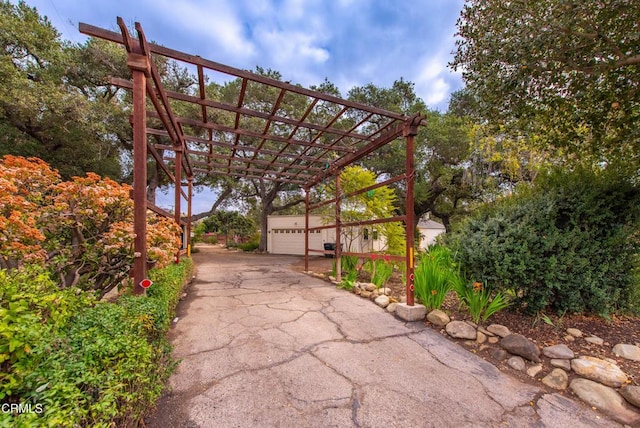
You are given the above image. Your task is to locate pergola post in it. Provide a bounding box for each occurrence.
[404,118,421,306]
[174,148,182,263]
[335,173,342,282]
[304,188,310,272]
[129,53,150,295]
[187,177,193,257]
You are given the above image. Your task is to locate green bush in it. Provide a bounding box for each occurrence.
[202,234,218,245]
[448,168,640,316]
[239,241,259,252]
[191,222,207,243]
[337,270,358,291]
[0,259,193,427]
[0,266,95,401]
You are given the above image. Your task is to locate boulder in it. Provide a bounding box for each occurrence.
[386,302,397,313]
[364,283,377,292]
[360,291,372,299]
[476,331,487,344]
[612,343,640,362]
[501,334,541,363]
[571,356,628,388]
[507,356,525,371]
[445,320,477,340]
[542,344,575,360]
[550,359,571,371]
[541,368,568,390]
[620,385,640,408]
[426,309,450,327]
[585,336,604,345]
[487,324,511,338]
[570,378,640,426]
[565,327,583,337]
[526,364,543,378]
[477,326,494,337]
[374,295,390,308]
[489,348,508,361]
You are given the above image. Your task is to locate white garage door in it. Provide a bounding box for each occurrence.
[271,228,323,255]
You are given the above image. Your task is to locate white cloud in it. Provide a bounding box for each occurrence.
[414,55,451,108]
[152,0,256,59]
[254,27,329,65]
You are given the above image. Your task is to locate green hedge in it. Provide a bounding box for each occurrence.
[447,168,640,316]
[0,258,193,427]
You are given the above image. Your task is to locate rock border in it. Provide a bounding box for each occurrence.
[315,274,640,426]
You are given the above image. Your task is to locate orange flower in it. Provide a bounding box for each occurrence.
[431,290,438,296]
[473,281,483,292]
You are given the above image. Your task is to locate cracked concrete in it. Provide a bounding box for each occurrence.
[144,246,622,427]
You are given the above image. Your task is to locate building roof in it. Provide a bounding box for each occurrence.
[417,219,446,230]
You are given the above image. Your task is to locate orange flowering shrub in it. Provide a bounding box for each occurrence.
[101,213,182,269]
[42,172,136,293]
[0,156,182,297]
[147,214,183,267]
[0,156,59,268]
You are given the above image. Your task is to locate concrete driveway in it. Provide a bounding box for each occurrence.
[145,245,620,427]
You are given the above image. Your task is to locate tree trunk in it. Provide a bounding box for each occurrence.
[146,147,164,204]
[188,185,233,222]
[258,182,280,252]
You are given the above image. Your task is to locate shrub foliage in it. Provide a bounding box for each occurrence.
[0,259,193,427]
[0,155,182,297]
[448,168,640,315]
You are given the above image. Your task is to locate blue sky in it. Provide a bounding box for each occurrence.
[18,0,466,213]
[24,0,464,110]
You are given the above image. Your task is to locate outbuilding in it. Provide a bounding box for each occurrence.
[417,218,446,250]
[267,215,387,256]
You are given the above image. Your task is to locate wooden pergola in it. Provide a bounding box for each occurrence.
[79,19,424,304]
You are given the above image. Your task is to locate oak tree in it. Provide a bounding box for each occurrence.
[452,0,640,172]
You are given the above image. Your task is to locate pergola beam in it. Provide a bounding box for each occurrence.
[149,130,329,167]
[165,115,358,154]
[110,77,371,142]
[79,22,407,121]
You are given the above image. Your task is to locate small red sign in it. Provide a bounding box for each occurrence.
[409,273,415,281]
[140,278,153,289]
[409,284,415,291]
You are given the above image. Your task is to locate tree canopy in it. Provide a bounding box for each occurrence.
[0,1,130,179]
[321,165,405,255]
[451,0,640,173]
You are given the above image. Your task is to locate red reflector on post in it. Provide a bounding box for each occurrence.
[140,278,153,289]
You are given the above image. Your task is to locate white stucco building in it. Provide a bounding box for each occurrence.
[267,214,446,255]
[417,219,446,250]
[267,215,386,256]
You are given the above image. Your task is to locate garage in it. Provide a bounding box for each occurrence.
[267,215,334,256]
[271,228,323,255]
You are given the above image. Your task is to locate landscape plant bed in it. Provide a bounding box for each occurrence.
[431,291,640,390]
[293,256,640,390]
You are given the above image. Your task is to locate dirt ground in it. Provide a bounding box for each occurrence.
[291,256,640,389]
